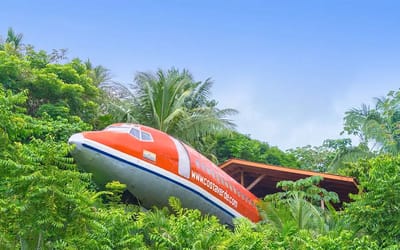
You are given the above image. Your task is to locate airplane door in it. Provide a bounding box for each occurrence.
[171,137,190,178]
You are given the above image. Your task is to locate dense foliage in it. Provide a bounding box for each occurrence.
[344,155,400,247]
[213,131,299,166]
[1,28,399,249]
[288,138,373,175]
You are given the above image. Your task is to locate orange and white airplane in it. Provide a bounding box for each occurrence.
[68,123,260,225]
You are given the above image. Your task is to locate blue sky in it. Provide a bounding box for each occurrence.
[2,0,400,149]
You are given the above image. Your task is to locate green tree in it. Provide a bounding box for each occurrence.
[0,48,103,124]
[260,176,339,234]
[214,131,299,166]
[289,138,372,174]
[288,144,332,172]
[344,155,400,247]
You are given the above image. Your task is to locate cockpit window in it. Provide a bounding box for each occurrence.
[105,125,153,142]
[129,128,140,139]
[141,131,153,141]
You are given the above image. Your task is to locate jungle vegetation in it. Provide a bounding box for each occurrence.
[1,28,399,249]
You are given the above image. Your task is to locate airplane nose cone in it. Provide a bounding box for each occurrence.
[68,133,84,146]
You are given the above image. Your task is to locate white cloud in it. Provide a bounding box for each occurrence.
[212,65,400,151]
[214,81,334,149]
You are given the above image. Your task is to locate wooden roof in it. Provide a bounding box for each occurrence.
[219,159,359,204]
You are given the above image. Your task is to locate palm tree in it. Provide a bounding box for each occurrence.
[343,94,400,155]
[126,68,237,146]
[260,192,325,235]
[84,59,112,86]
[4,28,24,54]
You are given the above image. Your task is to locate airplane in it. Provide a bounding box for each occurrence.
[68,123,260,225]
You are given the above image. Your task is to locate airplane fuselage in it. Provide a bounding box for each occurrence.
[68,124,260,225]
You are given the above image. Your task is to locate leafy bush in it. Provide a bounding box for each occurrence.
[344,155,400,247]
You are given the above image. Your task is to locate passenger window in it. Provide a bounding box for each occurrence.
[210,169,216,179]
[216,174,221,184]
[224,179,229,188]
[201,163,207,171]
[206,166,211,175]
[141,131,153,141]
[129,128,140,139]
